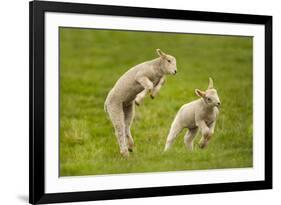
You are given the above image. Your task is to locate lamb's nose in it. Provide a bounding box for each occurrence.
[217,102,221,106]
[174,70,177,74]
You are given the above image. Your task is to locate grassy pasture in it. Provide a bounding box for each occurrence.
[59,28,253,176]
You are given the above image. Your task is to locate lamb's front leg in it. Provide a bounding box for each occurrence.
[198,121,215,149]
[135,76,153,105]
[150,76,165,99]
[135,90,146,106]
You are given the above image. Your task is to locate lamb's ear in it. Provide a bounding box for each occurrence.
[195,89,206,98]
[156,49,166,58]
[208,77,214,89]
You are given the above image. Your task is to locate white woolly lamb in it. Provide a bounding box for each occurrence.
[105,49,177,157]
[164,78,220,151]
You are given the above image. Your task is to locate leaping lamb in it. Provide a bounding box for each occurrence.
[164,78,220,152]
[105,49,177,157]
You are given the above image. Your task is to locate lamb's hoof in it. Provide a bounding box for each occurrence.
[150,95,154,99]
[120,150,129,158]
[135,101,140,106]
[128,148,133,152]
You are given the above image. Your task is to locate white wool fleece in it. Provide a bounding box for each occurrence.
[164,78,220,151]
[105,49,177,157]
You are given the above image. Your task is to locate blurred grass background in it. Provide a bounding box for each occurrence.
[59,28,253,176]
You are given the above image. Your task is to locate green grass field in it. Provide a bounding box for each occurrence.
[59,28,253,176]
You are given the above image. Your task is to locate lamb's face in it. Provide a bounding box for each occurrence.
[156,49,177,75]
[195,78,221,108]
[162,54,177,75]
[204,89,221,108]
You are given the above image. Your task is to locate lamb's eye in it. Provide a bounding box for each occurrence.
[167,59,171,63]
[207,97,211,102]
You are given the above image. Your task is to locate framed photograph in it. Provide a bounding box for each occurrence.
[29,0,272,204]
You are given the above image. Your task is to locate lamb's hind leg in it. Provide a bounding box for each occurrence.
[184,128,198,151]
[107,103,129,157]
[164,119,183,151]
[124,103,135,152]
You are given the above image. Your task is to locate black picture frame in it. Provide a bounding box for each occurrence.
[29,0,272,204]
